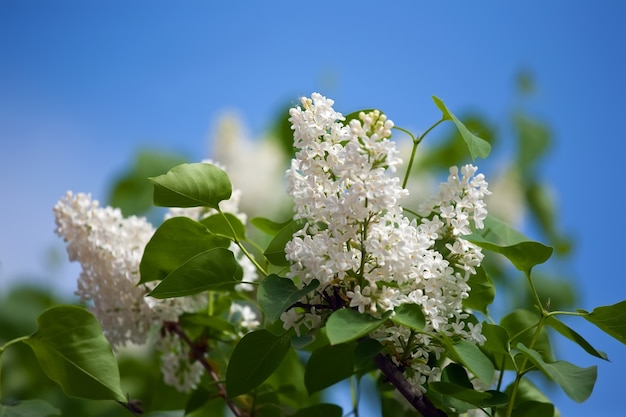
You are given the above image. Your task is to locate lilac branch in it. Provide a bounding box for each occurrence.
[373,353,447,417]
[164,321,243,417]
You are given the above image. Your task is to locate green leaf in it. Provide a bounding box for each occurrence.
[149,162,232,208]
[326,309,389,345]
[226,330,291,398]
[250,217,291,235]
[432,96,491,160]
[343,109,380,125]
[200,212,246,241]
[464,235,552,274]
[291,404,343,417]
[501,310,553,363]
[148,247,241,298]
[516,343,597,402]
[464,266,495,314]
[510,401,555,417]
[515,113,551,172]
[465,216,553,274]
[144,411,184,417]
[546,316,608,360]
[257,275,320,322]
[23,306,125,401]
[264,219,306,266]
[579,300,626,345]
[430,381,492,410]
[480,323,513,371]
[108,150,188,217]
[140,217,230,284]
[390,303,425,330]
[504,378,558,417]
[353,338,384,371]
[478,215,530,246]
[304,343,356,394]
[444,339,495,385]
[179,313,237,334]
[0,399,61,417]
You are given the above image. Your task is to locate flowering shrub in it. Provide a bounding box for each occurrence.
[1,93,625,417]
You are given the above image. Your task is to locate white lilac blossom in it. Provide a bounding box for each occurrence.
[54,191,208,348]
[54,191,157,347]
[53,162,257,392]
[282,93,491,389]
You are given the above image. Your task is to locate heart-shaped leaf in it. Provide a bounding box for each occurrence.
[149,247,241,298]
[225,330,291,397]
[150,162,232,208]
[24,306,125,401]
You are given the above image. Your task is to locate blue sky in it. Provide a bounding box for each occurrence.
[1,1,625,415]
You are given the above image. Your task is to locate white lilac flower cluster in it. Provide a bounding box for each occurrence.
[53,165,259,392]
[282,93,490,388]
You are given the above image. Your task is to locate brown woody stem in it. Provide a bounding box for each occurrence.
[373,353,447,417]
[164,321,243,417]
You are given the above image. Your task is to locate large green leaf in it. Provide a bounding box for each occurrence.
[257,274,320,322]
[390,303,425,330]
[304,343,356,394]
[545,316,608,360]
[444,339,495,385]
[140,217,230,284]
[264,219,306,266]
[148,247,241,298]
[464,266,495,314]
[149,162,232,208]
[225,330,291,398]
[0,399,60,417]
[517,343,597,402]
[23,306,125,401]
[579,300,626,345]
[291,404,343,417]
[326,309,389,345]
[432,96,491,160]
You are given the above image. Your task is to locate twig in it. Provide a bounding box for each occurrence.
[373,353,447,417]
[164,321,243,417]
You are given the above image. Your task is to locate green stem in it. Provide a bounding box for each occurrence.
[0,335,31,398]
[0,335,30,354]
[547,310,586,318]
[505,270,548,417]
[351,376,360,417]
[218,209,268,277]
[397,117,445,189]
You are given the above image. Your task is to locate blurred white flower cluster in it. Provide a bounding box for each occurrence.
[282,93,490,388]
[53,166,259,392]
